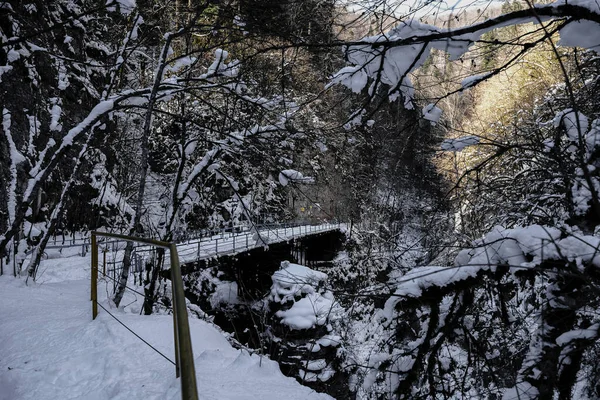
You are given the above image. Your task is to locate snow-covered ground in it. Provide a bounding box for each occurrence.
[0,256,332,400]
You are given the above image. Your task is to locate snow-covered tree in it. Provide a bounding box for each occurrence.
[325,1,600,398]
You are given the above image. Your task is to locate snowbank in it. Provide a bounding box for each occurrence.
[276,292,336,330]
[270,261,328,303]
[270,261,338,330]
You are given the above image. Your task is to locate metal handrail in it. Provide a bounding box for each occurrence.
[90,231,198,400]
[132,222,341,256]
[35,222,342,258]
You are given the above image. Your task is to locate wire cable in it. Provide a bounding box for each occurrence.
[96,302,176,366]
[100,268,148,298]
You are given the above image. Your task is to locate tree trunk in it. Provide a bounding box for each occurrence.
[142,249,165,315]
[113,35,174,307]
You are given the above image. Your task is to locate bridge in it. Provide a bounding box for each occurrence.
[39,222,342,259]
[67,222,344,276]
[30,222,345,298]
[171,222,343,264]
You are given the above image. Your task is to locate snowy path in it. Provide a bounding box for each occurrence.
[0,258,332,400]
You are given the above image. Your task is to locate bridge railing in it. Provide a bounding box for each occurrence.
[90,232,198,400]
[35,222,343,273]
[30,221,343,258]
[143,222,343,264]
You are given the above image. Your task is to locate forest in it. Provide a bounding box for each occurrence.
[2,0,600,398]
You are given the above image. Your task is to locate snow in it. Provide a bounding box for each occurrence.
[49,101,63,131]
[27,138,55,181]
[554,109,600,158]
[461,73,492,89]
[165,56,197,74]
[383,265,484,320]
[177,148,220,199]
[422,103,442,124]
[550,0,600,11]
[329,66,368,94]
[553,234,600,267]
[556,324,599,346]
[271,261,328,302]
[278,170,315,186]
[298,365,335,383]
[107,0,136,15]
[7,49,20,62]
[466,225,561,268]
[571,176,594,215]
[551,109,600,215]
[502,381,539,400]
[2,108,24,226]
[210,281,239,307]
[205,49,239,79]
[276,292,335,329]
[0,257,332,400]
[89,159,135,217]
[383,224,600,323]
[207,49,229,75]
[303,359,327,371]
[56,99,114,149]
[270,262,342,331]
[330,1,600,105]
[328,19,483,103]
[233,15,246,28]
[452,224,600,273]
[273,262,328,286]
[57,62,69,90]
[317,334,341,347]
[558,20,600,51]
[440,135,479,151]
[184,140,197,157]
[0,65,13,82]
[553,109,588,143]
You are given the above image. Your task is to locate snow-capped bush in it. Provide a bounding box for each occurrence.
[266,261,344,388]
